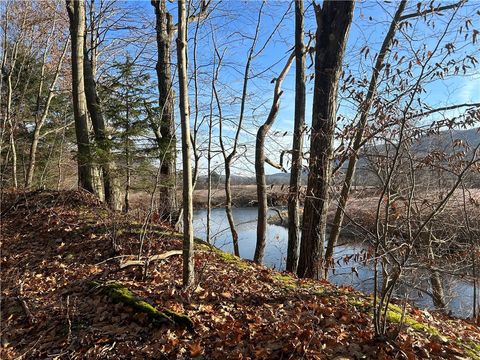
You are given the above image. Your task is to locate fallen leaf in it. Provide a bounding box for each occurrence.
[188,342,203,357]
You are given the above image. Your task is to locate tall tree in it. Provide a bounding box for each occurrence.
[254,52,294,264]
[83,3,122,211]
[1,2,28,190]
[66,0,97,193]
[151,0,177,223]
[324,0,407,275]
[297,0,355,279]
[218,3,264,257]
[286,0,306,273]
[101,58,152,213]
[177,0,194,287]
[150,0,209,223]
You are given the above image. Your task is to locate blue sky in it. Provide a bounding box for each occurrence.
[106,0,480,176]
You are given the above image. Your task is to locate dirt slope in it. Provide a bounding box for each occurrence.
[1,190,479,359]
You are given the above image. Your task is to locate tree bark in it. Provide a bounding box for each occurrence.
[4,37,20,189]
[206,51,221,244]
[325,0,407,277]
[254,53,294,264]
[176,0,194,288]
[151,0,177,223]
[123,93,131,213]
[84,43,122,210]
[5,58,17,189]
[286,0,306,273]
[66,0,96,193]
[297,0,355,279]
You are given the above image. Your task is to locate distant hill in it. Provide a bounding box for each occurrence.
[196,128,479,188]
[353,127,480,187]
[412,127,480,153]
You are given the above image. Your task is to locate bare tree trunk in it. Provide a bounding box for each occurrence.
[4,39,20,189]
[66,0,96,193]
[151,0,177,223]
[474,252,478,320]
[206,50,221,244]
[206,114,212,244]
[254,53,294,264]
[325,0,407,276]
[191,18,201,190]
[286,0,306,273]
[6,66,17,189]
[56,117,67,190]
[123,96,131,213]
[84,44,122,210]
[430,270,446,310]
[224,164,239,255]
[124,146,131,213]
[0,5,8,100]
[177,0,194,288]
[218,4,263,257]
[297,0,355,279]
[462,183,477,319]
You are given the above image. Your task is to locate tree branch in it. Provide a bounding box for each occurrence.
[265,157,285,171]
[411,102,480,119]
[400,0,464,21]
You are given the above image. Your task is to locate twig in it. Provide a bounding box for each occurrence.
[66,295,72,344]
[94,255,133,266]
[119,250,182,269]
[17,282,36,325]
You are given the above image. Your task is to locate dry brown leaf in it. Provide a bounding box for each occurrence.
[188,342,203,357]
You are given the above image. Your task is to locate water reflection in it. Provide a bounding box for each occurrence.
[193,207,475,318]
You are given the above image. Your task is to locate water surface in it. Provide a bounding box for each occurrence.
[193,207,476,318]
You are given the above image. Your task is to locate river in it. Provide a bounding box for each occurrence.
[193,207,476,318]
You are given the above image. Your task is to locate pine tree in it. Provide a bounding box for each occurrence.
[100,57,154,212]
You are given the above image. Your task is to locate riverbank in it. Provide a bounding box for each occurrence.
[267,207,364,240]
[3,190,479,359]
[192,185,290,208]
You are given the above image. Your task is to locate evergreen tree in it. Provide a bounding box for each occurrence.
[100,57,154,212]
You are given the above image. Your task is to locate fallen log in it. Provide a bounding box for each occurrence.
[91,281,194,331]
[119,250,182,269]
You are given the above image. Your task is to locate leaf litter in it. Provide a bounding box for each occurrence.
[1,190,479,359]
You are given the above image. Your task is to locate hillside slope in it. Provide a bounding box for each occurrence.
[1,190,479,359]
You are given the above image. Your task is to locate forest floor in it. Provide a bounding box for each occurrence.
[1,190,480,359]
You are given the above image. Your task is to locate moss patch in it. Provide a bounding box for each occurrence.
[91,281,194,331]
[386,309,441,336]
[193,238,251,269]
[213,249,250,269]
[461,339,480,360]
[272,273,298,289]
